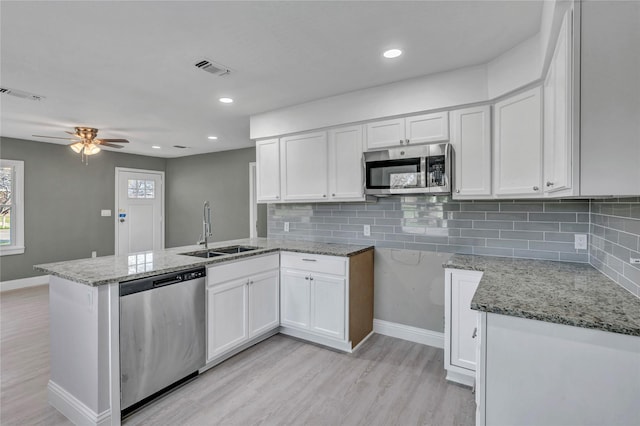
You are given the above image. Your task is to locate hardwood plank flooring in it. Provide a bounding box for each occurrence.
[1,285,474,425]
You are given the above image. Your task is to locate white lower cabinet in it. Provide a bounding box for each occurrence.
[444,268,482,386]
[279,251,372,352]
[206,254,279,363]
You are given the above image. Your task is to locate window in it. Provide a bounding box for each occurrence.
[127,179,155,199]
[0,159,24,256]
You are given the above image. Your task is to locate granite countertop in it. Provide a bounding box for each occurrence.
[444,254,640,337]
[34,238,373,287]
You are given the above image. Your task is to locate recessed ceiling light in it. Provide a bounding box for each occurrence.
[152,145,161,149]
[383,49,403,59]
[219,97,234,104]
[207,136,218,140]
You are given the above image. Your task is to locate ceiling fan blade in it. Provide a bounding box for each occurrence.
[32,134,79,140]
[98,142,124,148]
[97,138,129,143]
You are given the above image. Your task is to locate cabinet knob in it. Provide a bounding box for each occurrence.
[275,195,279,199]
[456,189,460,193]
[405,139,410,144]
[472,327,477,339]
[399,139,404,145]
[332,193,335,197]
[323,194,327,198]
[305,276,309,280]
[533,186,539,191]
[546,181,554,187]
[310,277,314,281]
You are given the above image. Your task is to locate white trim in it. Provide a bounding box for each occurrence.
[0,274,48,292]
[445,370,475,387]
[279,326,353,352]
[249,162,257,238]
[48,380,111,426]
[114,167,165,256]
[0,159,25,256]
[373,319,445,349]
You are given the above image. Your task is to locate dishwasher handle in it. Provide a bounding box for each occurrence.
[153,275,182,288]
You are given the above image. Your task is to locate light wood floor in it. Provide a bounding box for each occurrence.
[1,285,474,425]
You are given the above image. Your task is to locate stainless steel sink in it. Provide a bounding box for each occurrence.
[181,245,260,259]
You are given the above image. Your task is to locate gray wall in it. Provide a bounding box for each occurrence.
[0,137,166,281]
[165,147,266,248]
[590,198,640,296]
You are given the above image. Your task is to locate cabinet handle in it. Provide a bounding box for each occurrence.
[405,139,410,144]
[533,186,539,191]
[546,181,554,187]
[399,139,404,145]
[302,258,317,262]
[472,327,477,339]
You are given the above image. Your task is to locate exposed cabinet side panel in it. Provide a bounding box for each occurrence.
[580,0,640,196]
[348,250,374,348]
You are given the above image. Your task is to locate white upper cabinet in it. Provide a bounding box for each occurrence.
[365,111,449,151]
[580,0,640,196]
[328,125,365,201]
[493,87,543,197]
[280,132,328,201]
[450,106,492,199]
[256,138,281,203]
[544,9,574,196]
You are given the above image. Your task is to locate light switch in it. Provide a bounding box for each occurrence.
[284,222,290,232]
[363,225,371,237]
[101,209,112,217]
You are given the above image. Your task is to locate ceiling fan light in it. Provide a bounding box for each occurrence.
[70,142,84,153]
[84,144,101,155]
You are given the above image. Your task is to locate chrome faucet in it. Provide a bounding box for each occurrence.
[198,201,212,249]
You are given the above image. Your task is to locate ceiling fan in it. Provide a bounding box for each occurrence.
[33,127,129,164]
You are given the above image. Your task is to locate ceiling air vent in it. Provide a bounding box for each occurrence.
[173,145,189,149]
[0,87,45,101]
[194,58,232,77]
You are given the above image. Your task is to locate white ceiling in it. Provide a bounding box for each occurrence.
[1,1,543,158]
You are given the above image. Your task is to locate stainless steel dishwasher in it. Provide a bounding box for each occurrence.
[119,267,206,417]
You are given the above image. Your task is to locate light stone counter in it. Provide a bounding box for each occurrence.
[445,254,640,337]
[34,238,373,286]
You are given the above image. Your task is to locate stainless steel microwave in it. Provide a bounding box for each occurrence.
[364,143,452,196]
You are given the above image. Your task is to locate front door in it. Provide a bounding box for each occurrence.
[115,168,164,256]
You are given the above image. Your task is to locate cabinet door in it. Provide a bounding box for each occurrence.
[405,111,449,145]
[280,132,328,201]
[365,117,405,151]
[328,125,364,201]
[310,273,346,340]
[256,138,281,202]
[451,106,491,198]
[207,279,248,361]
[248,270,280,337]
[544,10,573,195]
[280,269,311,330]
[493,87,543,197]
[449,271,481,371]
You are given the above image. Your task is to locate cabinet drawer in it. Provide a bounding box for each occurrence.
[280,252,346,276]
[207,253,279,286]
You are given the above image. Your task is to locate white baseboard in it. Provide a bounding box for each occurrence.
[0,275,49,292]
[373,319,444,349]
[48,380,111,426]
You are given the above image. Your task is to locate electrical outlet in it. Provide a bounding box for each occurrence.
[574,234,588,250]
[363,224,371,237]
[91,251,97,258]
[631,258,640,265]
[100,209,112,217]
[284,222,290,232]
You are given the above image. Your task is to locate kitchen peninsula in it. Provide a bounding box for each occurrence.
[35,238,374,426]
